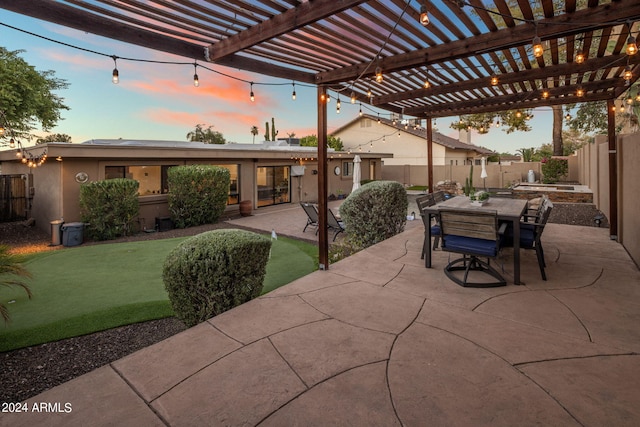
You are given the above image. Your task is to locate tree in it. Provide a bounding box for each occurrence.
[0,47,69,144]
[250,125,259,144]
[186,124,226,144]
[300,134,344,151]
[36,133,72,144]
[516,147,536,162]
[450,110,533,135]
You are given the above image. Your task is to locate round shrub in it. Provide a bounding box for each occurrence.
[167,165,231,228]
[162,229,272,327]
[339,180,408,249]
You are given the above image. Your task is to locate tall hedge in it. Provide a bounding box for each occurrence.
[79,178,139,240]
[167,165,230,228]
[162,229,272,327]
[339,180,408,249]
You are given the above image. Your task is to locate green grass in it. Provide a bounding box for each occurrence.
[0,234,317,352]
[406,185,428,191]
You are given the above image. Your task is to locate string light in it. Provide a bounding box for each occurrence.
[193,63,199,87]
[419,3,430,26]
[565,112,571,120]
[367,88,372,98]
[624,66,633,85]
[618,101,625,113]
[575,51,585,64]
[626,95,634,105]
[576,87,584,97]
[291,83,296,100]
[490,75,499,86]
[424,64,430,89]
[350,91,356,104]
[636,93,640,102]
[250,82,255,102]
[375,65,383,83]
[111,56,119,84]
[541,90,549,99]
[336,95,341,114]
[359,104,363,116]
[515,110,522,118]
[532,24,544,58]
[626,23,638,56]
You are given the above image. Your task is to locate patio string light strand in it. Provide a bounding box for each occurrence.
[0,111,48,168]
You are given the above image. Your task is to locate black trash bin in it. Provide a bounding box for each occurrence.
[61,222,84,247]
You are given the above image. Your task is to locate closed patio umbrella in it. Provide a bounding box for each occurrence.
[480,156,488,189]
[352,155,361,193]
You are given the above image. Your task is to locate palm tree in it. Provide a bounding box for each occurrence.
[0,245,32,323]
[250,126,259,144]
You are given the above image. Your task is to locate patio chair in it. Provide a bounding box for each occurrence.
[416,194,441,258]
[516,198,554,280]
[439,208,507,288]
[300,202,319,234]
[432,190,447,203]
[327,208,345,241]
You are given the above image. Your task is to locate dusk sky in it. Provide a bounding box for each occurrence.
[2,10,560,154]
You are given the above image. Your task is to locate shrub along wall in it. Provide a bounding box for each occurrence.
[339,180,408,249]
[167,165,230,228]
[79,178,139,241]
[162,229,272,327]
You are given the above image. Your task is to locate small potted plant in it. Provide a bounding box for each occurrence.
[470,190,489,206]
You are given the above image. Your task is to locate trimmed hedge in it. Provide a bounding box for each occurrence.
[339,180,408,249]
[162,229,272,327]
[167,165,231,228]
[79,178,139,240]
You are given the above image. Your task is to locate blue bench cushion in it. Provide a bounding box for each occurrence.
[443,235,498,257]
[431,224,441,235]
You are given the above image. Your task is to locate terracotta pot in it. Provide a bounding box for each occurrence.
[239,200,252,217]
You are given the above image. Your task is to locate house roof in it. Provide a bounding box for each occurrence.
[3,0,638,119]
[333,114,494,155]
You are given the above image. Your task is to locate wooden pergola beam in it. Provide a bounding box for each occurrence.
[315,1,640,84]
[208,0,368,61]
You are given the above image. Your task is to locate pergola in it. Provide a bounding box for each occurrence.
[3,0,639,268]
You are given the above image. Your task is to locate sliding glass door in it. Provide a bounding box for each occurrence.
[257,166,290,207]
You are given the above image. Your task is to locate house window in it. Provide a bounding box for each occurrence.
[342,161,353,177]
[360,119,372,128]
[105,165,175,196]
[211,164,239,205]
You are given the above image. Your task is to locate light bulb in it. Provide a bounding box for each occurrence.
[490,76,499,86]
[9,138,15,148]
[350,91,356,104]
[636,93,640,102]
[624,67,633,81]
[336,97,341,114]
[112,68,119,84]
[565,113,571,121]
[542,90,549,99]
[516,111,522,118]
[532,36,544,58]
[424,79,430,89]
[292,83,296,100]
[375,66,383,83]
[250,91,255,102]
[619,102,625,113]
[193,73,199,87]
[575,52,585,64]
[367,88,372,98]
[626,96,633,105]
[419,5,430,26]
[359,105,363,116]
[576,88,584,97]
[627,35,638,56]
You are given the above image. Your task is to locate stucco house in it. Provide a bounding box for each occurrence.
[0,139,389,236]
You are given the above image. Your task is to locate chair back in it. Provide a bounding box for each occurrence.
[439,209,501,258]
[301,202,319,222]
[327,209,342,229]
[416,194,435,215]
[534,198,553,239]
[432,190,447,203]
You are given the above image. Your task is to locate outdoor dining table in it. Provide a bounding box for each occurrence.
[422,196,529,285]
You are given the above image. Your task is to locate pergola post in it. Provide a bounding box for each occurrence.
[317,86,329,269]
[426,117,434,192]
[606,99,618,240]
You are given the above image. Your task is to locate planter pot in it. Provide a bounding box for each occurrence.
[239,200,252,216]
[470,200,484,207]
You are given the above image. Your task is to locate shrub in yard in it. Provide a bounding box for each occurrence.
[541,157,568,184]
[0,245,32,323]
[162,229,272,327]
[339,180,408,249]
[79,178,139,240]
[167,165,230,228]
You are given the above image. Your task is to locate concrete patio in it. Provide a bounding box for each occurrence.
[3,203,640,426]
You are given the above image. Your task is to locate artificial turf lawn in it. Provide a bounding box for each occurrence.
[0,234,317,352]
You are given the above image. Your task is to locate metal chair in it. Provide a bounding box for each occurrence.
[416,194,441,258]
[300,202,319,234]
[518,198,554,280]
[439,208,507,288]
[327,208,345,241]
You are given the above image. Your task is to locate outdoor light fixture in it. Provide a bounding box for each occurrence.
[367,87,372,98]
[565,113,571,121]
[377,114,381,124]
[193,63,199,87]
[419,4,430,26]
[9,138,15,149]
[336,96,341,113]
[490,75,499,86]
[627,30,638,56]
[532,25,544,58]
[250,83,255,102]
[515,110,522,118]
[575,51,585,64]
[424,78,431,89]
[291,83,296,100]
[619,102,625,113]
[636,93,640,102]
[541,90,549,99]
[111,56,119,84]
[576,87,584,97]
[626,95,634,105]
[359,104,363,116]
[624,66,633,84]
[375,66,383,83]
[350,91,356,104]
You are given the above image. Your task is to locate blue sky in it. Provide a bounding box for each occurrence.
[1,10,558,154]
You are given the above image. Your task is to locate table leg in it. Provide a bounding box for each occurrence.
[512,217,522,285]
[424,213,432,268]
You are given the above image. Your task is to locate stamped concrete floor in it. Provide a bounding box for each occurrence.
[3,208,639,426]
